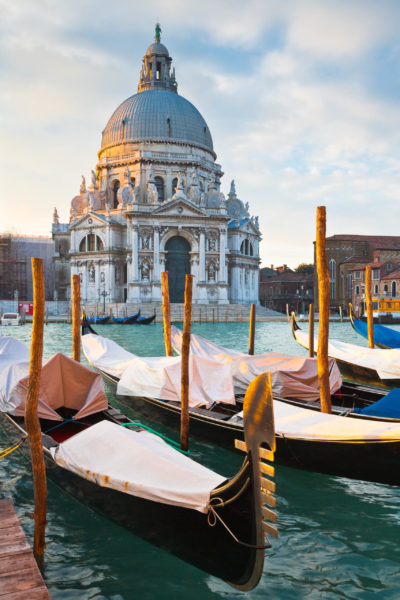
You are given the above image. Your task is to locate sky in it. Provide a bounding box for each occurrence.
[1,0,400,269]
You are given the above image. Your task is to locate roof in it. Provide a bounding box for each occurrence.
[326,234,400,245]
[101,89,213,152]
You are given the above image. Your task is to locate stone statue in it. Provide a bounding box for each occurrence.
[147,180,158,203]
[155,22,161,43]
[208,238,216,251]
[208,262,216,281]
[53,207,60,225]
[80,175,86,194]
[100,271,105,283]
[245,202,250,215]
[133,185,141,203]
[141,262,150,280]
[142,236,150,249]
[124,166,132,185]
[115,267,120,283]
[91,170,98,190]
[89,266,95,283]
[255,216,259,229]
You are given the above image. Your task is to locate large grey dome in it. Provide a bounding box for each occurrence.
[101,89,214,152]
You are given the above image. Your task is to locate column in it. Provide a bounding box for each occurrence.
[153,226,160,281]
[219,228,226,283]
[132,224,139,281]
[199,228,205,282]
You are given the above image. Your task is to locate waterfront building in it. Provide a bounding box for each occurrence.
[0,233,54,301]
[259,265,313,315]
[314,234,400,312]
[52,26,260,304]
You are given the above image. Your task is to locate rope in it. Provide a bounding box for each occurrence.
[43,418,91,435]
[0,436,28,460]
[121,422,190,455]
[207,503,271,550]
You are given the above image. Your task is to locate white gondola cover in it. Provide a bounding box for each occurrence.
[232,399,400,442]
[0,336,30,372]
[171,327,342,400]
[50,420,226,513]
[0,352,108,420]
[295,328,400,381]
[82,333,235,407]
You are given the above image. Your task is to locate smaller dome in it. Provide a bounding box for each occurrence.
[146,42,169,57]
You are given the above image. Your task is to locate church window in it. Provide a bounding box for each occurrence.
[167,118,171,137]
[203,126,207,144]
[155,177,164,202]
[157,62,161,79]
[249,242,253,256]
[112,180,120,209]
[329,259,336,280]
[79,234,103,252]
[172,177,178,194]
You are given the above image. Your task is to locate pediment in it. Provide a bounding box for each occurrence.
[151,198,208,218]
[70,211,120,230]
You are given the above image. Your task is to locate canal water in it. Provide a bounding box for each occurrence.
[1,320,400,599]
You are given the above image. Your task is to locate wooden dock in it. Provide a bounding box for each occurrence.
[0,499,50,599]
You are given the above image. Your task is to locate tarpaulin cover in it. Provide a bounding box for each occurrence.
[231,399,400,441]
[0,336,30,373]
[171,326,342,400]
[50,420,225,513]
[353,319,400,349]
[354,388,400,419]
[82,333,235,407]
[295,328,400,381]
[0,352,108,420]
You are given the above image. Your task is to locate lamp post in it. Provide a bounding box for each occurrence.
[98,283,109,313]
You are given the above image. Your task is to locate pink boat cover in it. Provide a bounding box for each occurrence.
[1,353,108,421]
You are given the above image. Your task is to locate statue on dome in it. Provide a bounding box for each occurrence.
[124,166,132,185]
[155,23,161,43]
[91,170,98,190]
[80,175,86,194]
[53,207,60,226]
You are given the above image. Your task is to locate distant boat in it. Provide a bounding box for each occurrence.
[111,310,141,324]
[1,313,21,326]
[134,313,156,325]
[85,315,110,325]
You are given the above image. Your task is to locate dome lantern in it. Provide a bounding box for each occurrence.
[137,24,177,94]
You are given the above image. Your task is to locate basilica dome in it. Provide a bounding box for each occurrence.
[101,89,214,152]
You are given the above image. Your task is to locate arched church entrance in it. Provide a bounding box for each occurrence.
[165,236,191,303]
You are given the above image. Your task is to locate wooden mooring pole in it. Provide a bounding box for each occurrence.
[316,206,331,414]
[25,257,47,563]
[181,274,193,452]
[308,303,314,358]
[248,303,256,355]
[72,274,81,362]
[161,271,173,357]
[365,265,374,348]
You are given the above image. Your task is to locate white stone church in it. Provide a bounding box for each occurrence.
[52,26,261,305]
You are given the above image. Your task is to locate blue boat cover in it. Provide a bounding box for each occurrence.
[353,319,400,349]
[354,388,400,419]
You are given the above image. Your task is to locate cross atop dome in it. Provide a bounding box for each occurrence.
[137,26,177,93]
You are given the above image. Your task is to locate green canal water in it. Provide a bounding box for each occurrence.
[1,321,400,599]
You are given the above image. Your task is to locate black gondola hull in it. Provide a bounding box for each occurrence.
[0,412,262,588]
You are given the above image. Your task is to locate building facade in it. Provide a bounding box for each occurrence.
[0,234,54,301]
[259,266,313,315]
[314,234,400,313]
[53,27,260,304]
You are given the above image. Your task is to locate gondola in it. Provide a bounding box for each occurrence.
[291,312,400,389]
[82,321,400,486]
[349,303,400,349]
[134,313,156,325]
[85,315,110,324]
[111,310,141,324]
[0,334,277,591]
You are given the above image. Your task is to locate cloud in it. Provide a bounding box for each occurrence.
[1,0,400,267]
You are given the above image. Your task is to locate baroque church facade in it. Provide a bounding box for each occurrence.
[52,27,260,305]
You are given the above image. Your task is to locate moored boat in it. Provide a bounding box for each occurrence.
[0,334,277,590]
[292,312,400,389]
[82,322,400,486]
[349,303,400,349]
